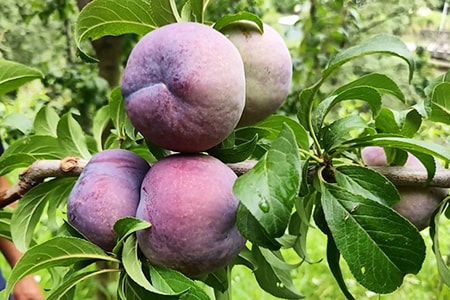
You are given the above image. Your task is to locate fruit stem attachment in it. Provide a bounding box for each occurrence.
[299,148,323,163]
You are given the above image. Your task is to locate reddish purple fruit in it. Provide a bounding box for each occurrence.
[362,146,448,230]
[67,149,149,251]
[121,22,246,152]
[221,22,293,126]
[136,154,245,277]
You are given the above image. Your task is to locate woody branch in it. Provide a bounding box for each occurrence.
[0,157,449,209]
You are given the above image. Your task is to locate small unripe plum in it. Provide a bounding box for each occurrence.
[361,146,448,230]
[67,149,149,251]
[136,154,245,277]
[221,22,293,126]
[121,22,246,152]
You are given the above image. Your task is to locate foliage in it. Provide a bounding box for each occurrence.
[0,0,450,299]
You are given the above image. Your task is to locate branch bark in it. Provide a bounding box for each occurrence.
[0,157,87,208]
[1,157,449,209]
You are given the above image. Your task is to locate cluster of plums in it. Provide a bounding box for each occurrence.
[67,21,293,277]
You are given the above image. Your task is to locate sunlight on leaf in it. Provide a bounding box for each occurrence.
[0,59,43,97]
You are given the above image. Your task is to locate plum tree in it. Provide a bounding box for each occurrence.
[121,22,246,152]
[136,153,246,277]
[362,146,449,230]
[67,149,150,251]
[221,22,293,127]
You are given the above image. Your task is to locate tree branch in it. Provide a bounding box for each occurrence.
[0,157,87,208]
[1,157,449,209]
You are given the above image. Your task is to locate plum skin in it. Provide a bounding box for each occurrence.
[121,22,246,153]
[361,146,448,230]
[221,22,293,127]
[67,149,150,251]
[136,154,246,277]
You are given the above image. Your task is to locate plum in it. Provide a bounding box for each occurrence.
[136,154,245,277]
[361,146,448,230]
[121,22,246,152]
[221,22,293,126]
[67,149,149,251]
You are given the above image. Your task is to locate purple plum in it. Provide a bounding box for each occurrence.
[221,22,293,126]
[121,22,246,152]
[67,149,149,251]
[136,154,246,277]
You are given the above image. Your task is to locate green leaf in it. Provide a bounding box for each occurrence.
[252,246,304,299]
[313,86,381,133]
[92,105,111,151]
[407,150,437,184]
[180,1,193,22]
[334,165,401,206]
[430,198,450,287]
[232,246,257,271]
[2,237,118,299]
[112,217,151,254]
[46,178,77,231]
[207,134,258,163]
[0,154,35,175]
[122,235,179,295]
[0,136,67,160]
[236,115,310,152]
[118,273,175,300]
[321,115,368,151]
[33,105,60,137]
[149,265,210,299]
[236,205,281,249]
[75,0,157,60]
[259,248,302,271]
[428,82,450,125]
[190,0,209,23]
[344,134,450,163]
[297,87,317,131]
[149,0,181,26]
[333,73,405,102]
[375,108,422,137]
[47,269,120,300]
[0,211,12,240]
[1,113,33,134]
[11,177,76,252]
[202,267,228,293]
[213,12,264,32]
[320,183,426,293]
[324,34,415,83]
[57,113,91,159]
[145,139,171,160]
[424,69,450,98]
[0,59,43,97]
[326,236,356,300]
[110,87,135,140]
[235,125,302,246]
[288,193,317,263]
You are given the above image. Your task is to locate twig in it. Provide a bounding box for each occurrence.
[1,157,449,209]
[0,157,87,208]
